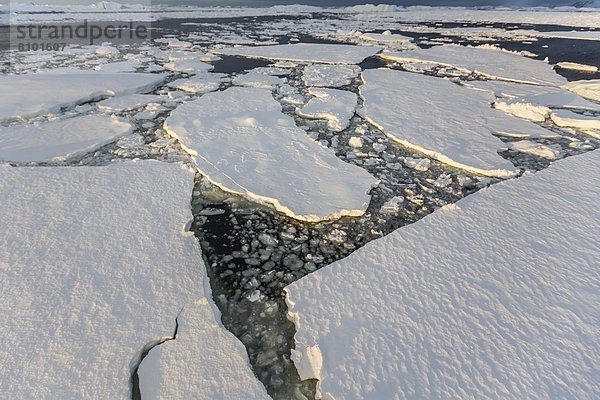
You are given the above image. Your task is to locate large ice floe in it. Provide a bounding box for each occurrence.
[382,44,567,86]
[0,71,166,121]
[0,115,131,162]
[302,64,361,88]
[286,150,600,400]
[0,161,267,399]
[164,86,378,221]
[360,69,555,177]
[296,88,357,132]
[216,43,382,64]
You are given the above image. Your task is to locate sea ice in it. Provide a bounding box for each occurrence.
[563,79,600,102]
[360,69,554,177]
[216,43,382,64]
[167,73,228,94]
[550,110,600,136]
[555,62,598,73]
[232,72,283,89]
[302,64,361,88]
[164,60,214,74]
[164,86,378,221]
[0,161,265,398]
[296,88,357,132]
[506,140,561,159]
[0,115,131,162]
[0,71,167,121]
[286,150,600,400]
[97,94,164,112]
[382,44,567,86]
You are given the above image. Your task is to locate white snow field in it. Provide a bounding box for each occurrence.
[382,44,567,86]
[138,298,270,400]
[302,64,361,88]
[563,79,600,102]
[0,71,167,121]
[0,115,131,162]
[466,80,600,113]
[286,150,600,400]
[0,161,266,399]
[216,43,382,64]
[296,88,358,132]
[164,86,378,221]
[360,69,555,177]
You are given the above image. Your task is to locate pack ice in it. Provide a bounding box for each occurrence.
[286,150,600,400]
[216,43,382,64]
[0,71,167,121]
[302,64,361,88]
[164,86,378,221]
[296,88,358,132]
[360,69,554,177]
[0,161,266,399]
[382,44,567,86]
[0,115,131,162]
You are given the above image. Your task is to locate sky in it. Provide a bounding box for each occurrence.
[5,0,593,7]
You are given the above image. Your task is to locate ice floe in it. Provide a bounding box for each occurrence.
[0,115,131,162]
[216,43,382,64]
[232,72,283,90]
[302,64,361,88]
[382,44,567,86]
[0,71,167,121]
[164,60,214,74]
[506,140,561,159]
[0,161,264,398]
[556,62,598,73]
[286,150,600,400]
[164,86,378,221]
[550,110,600,137]
[563,79,600,102]
[167,73,228,94]
[296,88,357,132]
[360,69,555,177]
[97,94,164,112]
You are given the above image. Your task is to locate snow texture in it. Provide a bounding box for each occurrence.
[302,64,361,88]
[97,94,163,112]
[360,69,554,177]
[217,43,382,65]
[164,60,214,74]
[138,298,270,400]
[0,71,167,121]
[382,45,567,86]
[0,162,261,398]
[286,150,600,400]
[167,73,227,94]
[563,79,600,102]
[550,110,600,136]
[0,115,131,162]
[232,72,283,89]
[506,140,561,159]
[296,88,358,132]
[164,86,378,221]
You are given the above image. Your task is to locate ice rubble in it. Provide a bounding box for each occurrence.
[138,298,270,399]
[563,79,600,102]
[0,162,266,399]
[97,94,164,112]
[0,115,131,162]
[216,43,382,65]
[360,69,555,177]
[0,71,167,121]
[550,110,600,136]
[296,88,357,132]
[382,44,567,86]
[302,64,361,88]
[164,86,378,222]
[286,150,600,400]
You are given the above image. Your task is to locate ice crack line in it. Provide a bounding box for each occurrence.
[130,314,181,400]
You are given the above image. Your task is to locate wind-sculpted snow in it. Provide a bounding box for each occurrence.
[0,162,265,398]
[296,88,357,132]
[216,43,382,65]
[0,71,167,121]
[286,150,600,400]
[0,115,131,162]
[164,86,378,222]
[382,45,567,86]
[360,69,556,177]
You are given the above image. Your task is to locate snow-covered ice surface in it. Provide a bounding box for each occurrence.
[286,150,600,400]
[382,44,567,86]
[551,110,600,136]
[556,62,599,73]
[164,60,214,74]
[506,140,561,159]
[563,79,600,102]
[97,94,164,112]
[360,69,556,177]
[296,88,357,132]
[0,115,131,162]
[0,161,263,399]
[302,64,361,88]
[167,73,228,94]
[0,71,166,121]
[138,298,270,400]
[216,43,382,64]
[165,86,378,221]
[232,72,283,89]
